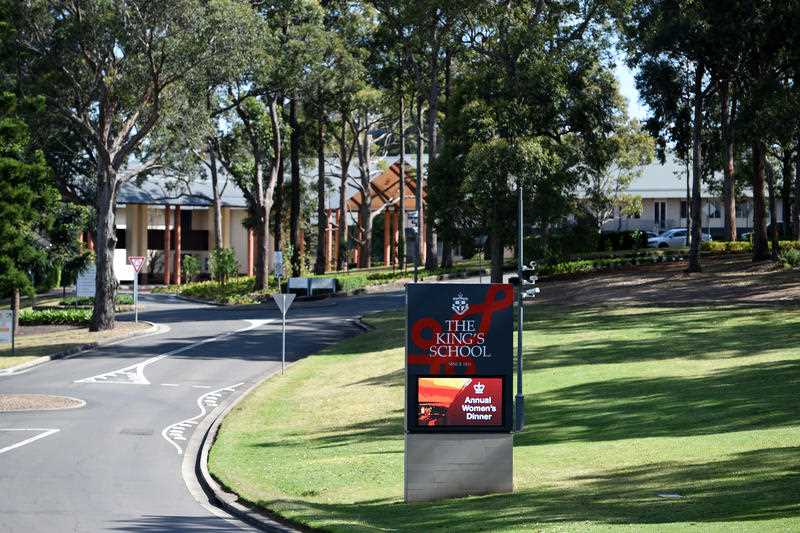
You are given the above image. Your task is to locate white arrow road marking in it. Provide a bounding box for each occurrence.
[75,319,271,385]
[162,383,244,455]
[0,428,60,456]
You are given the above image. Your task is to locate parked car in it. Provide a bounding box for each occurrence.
[648,228,711,248]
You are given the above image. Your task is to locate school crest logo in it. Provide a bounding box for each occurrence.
[452,293,469,315]
[473,381,485,394]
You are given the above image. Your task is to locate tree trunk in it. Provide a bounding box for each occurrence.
[751,141,770,261]
[254,210,268,290]
[209,142,223,250]
[795,138,800,240]
[441,241,453,268]
[337,115,349,271]
[766,163,780,259]
[415,95,424,270]
[490,224,503,283]
[687,62,704,273]
[289,96,302,276]
[398,93,406,269]
[91,174,118,331]
[721,81,737,242]
[781,151,793,239]
[274,150,284,252]
[314,116,327,274]
[424,78,440,270]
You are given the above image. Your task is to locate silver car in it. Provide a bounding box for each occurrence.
[648,228,711,248]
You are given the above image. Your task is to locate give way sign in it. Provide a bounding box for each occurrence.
[129,256,145,273]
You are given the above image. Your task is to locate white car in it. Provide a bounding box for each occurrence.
[648,228,711,248]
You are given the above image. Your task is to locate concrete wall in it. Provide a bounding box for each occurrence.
[404,433,513,502]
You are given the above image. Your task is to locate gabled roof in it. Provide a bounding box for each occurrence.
[117,166,248,207]
[346,161,423,212]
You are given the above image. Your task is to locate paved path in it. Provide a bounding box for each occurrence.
[0,291,403,532]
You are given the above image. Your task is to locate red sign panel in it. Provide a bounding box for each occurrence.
[129,256,145,273]
[417,377,503,427]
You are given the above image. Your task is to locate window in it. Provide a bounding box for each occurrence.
[707,201,722,219]
[736,201,750,219]
[680,200,688,219]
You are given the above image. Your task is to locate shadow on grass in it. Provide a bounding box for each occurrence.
[257,446,800,531]
[517,359,800,445]
[522,304,800,370]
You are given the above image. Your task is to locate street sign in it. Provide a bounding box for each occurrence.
[76,264,96,298]
[272,293,296,374]
[272,293,295,316]
[273,251,284,278]
[129,256,145,273]
[0,310,12,344]
[128,256,145,323]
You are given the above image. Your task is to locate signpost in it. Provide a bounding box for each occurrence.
[272,292,295,374]
[129,256,145,323]
[405,283,514,501]
[0,310,13,356]
[76,264,97,298]
[273,251,284,279]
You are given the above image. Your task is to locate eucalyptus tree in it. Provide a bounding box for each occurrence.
[445,0,625,281]
[14,0,258,330]
[372,0,476,269]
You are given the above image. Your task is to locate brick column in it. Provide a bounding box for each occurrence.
[173,205,182,285]
[163,205,171,285]
[334,209,341,270]
[384,208,391,266]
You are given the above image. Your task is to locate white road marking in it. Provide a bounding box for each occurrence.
[162,383,244,455]
[75,319,271,385]
[190,385,212,389]
[161,383,180,387]
[0,428,60,456]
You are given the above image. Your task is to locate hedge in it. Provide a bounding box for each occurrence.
[702,240,800,254]
[59,294,134,307]
[19,308,92,326]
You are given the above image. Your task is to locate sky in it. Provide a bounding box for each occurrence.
[615,61,649,121]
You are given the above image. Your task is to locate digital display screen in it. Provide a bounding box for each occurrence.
[416,377,503,427]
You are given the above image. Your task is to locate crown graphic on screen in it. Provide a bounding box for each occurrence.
[473,381,485,394]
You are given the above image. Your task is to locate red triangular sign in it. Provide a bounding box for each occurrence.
[129,256,145,273]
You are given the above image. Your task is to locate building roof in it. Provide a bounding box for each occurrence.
[116,166,248,208]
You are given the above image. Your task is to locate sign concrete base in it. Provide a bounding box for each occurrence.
[404,433,513,502]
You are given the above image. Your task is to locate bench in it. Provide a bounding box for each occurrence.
[287,277,337,296]
[309,277,336,296]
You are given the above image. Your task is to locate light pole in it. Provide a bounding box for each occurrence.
[515,179,524,432]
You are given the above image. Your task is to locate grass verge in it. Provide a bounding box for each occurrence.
[0,321,151,370]
[210,304,800,532]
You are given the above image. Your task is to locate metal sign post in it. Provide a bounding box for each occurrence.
[272,293,295,374]
[129,256,145,323]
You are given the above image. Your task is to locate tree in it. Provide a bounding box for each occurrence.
[584,120,654,232]
[15,0,257,329]
[0,93,58,319]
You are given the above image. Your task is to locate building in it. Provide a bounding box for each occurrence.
[601,158,782,238]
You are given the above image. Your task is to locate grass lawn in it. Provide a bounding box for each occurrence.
[209,304,800,532]
[0,321,150,370]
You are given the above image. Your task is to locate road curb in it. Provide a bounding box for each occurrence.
[0,321,160,375]
[186,367,307,533]
[187,317,376,531]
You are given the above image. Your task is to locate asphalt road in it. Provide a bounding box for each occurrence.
[0,290,404,532]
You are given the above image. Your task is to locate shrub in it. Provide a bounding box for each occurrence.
[209,248,239,285]
[780,248,800,269]
[60,294,133,306]
[20,308,91,326]
[182,255,201,283]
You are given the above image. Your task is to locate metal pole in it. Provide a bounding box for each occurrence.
[281,313,286,374]
[515,181,525,432]
[134,277,138,323]
[11,308,15,357]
